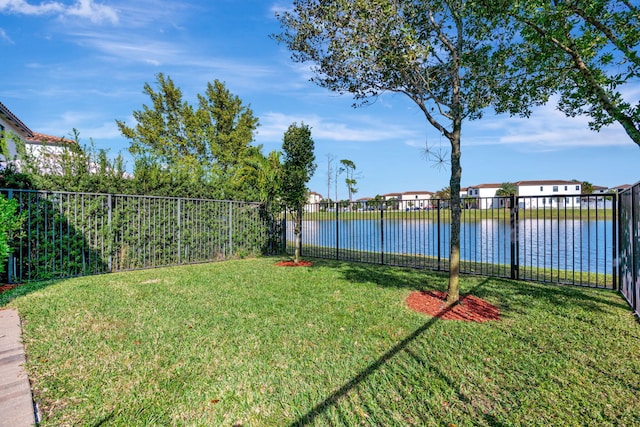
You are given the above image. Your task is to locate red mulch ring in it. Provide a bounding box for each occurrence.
[406,290,500,323]
[275,260,313,267]
[0,284,19,294]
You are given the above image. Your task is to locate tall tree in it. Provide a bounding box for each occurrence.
[490,0,640,146]
[326,153,335,205]
[280,123,317,263]
[276,0,519,305]
[339,159,357,203]
[117,73,261,199]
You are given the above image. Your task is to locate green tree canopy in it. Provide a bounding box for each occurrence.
[489,0,640,146]
[280,122,316,263]
[339,159,357,203]
[496,182,518,197]
[117,73,261,199]
[276,0,534,305]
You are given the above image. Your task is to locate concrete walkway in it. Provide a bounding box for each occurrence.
[0,309,37,427]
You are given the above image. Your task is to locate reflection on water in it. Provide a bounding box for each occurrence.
[291,218,613,274]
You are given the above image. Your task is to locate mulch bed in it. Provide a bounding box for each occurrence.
[0,284,19,294]
[275,260,313,267]
[406,290,500,323]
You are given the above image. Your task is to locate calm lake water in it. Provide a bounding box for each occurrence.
[290,218,614,274]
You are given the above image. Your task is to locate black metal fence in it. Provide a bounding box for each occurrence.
[287,194,617,289]
[1,189,284,283]
[619,182,640,318]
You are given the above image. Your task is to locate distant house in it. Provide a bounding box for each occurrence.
[591,185,609,194]
[467,180,584,209]
[515,180,581,209]
[611,184,632,193]
[382,192,402,209]
[398,191,434,210]
[304,191,323,212]
[466,183,503,209]
[0,101,75,170]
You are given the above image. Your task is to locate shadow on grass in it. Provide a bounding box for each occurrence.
[307,257,630,315]
[288,278,494,427]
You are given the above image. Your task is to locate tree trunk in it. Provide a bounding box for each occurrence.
[445,123,463,306]
[294,208,302,263]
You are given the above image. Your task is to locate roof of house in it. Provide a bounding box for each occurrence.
[25,132,75,146]
[469,183,503,189]
[1,101,75,146]
[383,192,402,197]
[515,180,580,186]
[0,101,34,137]
[401,190,434,195]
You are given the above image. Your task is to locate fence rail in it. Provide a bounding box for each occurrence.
[619,182,640,318]
[288,194,617,289]
[2,189,283,283]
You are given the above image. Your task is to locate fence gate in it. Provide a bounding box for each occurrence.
[618,182,640,319]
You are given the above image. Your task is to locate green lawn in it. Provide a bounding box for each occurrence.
[3,257,639,426]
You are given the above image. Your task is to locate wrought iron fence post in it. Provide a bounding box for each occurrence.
[177,198,182,265]
[510,194,519,280]
[612,193,617,290]
[437,199,441,271]
[6,189,15,283]
[632,186,638,314]
[107,194,113,273]
[229,202,233,257]
[335,202,339,260]
[380,203,384,265]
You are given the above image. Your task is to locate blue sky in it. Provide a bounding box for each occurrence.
[1,0,639,200]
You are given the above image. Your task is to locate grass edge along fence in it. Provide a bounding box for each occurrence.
[287,194,619,291]
[619,181,640,319]
[1,189,285,283]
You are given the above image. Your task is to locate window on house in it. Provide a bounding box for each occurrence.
[540,186,543,191]
[575,185,579,190]
[564,186,568,190]
[553,186,558,192]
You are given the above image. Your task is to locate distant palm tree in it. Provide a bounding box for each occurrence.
[496,182,517,197]
[496,182,517,208]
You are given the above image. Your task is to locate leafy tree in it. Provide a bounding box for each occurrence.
[0,195,21,274]
[434,186,452,200]
[339,159,358,203]
[276,0,524,305]
[581,181,594,195]
[490,0,640,146]
[496,182,518,197]
[280,123,316,263]
[117,73,261,199]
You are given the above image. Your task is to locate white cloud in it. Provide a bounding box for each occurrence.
[465,103,631,150]
[0,0,118,24]
[66,0,118,24]
[0,27,13,43]
[256,112,420,144]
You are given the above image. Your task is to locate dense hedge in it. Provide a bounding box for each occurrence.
[1,189,284,282]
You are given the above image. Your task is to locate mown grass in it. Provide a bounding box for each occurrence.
[4,257,639,426]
